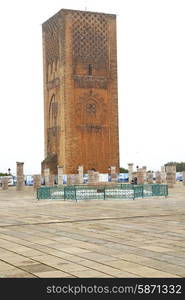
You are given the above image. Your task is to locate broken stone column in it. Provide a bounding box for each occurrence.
[16,162,24,191]
[33,175,41,189]
[1,177,9,190]
[57,166,63,185]
[161,166,166,183]
[78,165,84,184]
[44,168,50,186]
[155,171,162,184]
[128,163,133,183]
[147,172,153,184]
[137,168,144,184]
[110,166,117,182]
[165,165,174,188]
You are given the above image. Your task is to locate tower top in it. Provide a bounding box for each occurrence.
[42,8,116,25]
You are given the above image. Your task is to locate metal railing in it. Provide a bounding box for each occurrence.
[37,184,168,201]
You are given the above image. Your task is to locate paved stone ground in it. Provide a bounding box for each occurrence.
[0,183,184,278]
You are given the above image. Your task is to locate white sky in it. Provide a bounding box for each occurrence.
[0,0,185,175]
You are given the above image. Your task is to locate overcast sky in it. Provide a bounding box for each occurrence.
[0,0,185,175]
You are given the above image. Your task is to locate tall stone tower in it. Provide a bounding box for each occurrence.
[42,9,119,174]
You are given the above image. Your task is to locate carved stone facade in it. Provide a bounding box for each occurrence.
[42,9,119,174]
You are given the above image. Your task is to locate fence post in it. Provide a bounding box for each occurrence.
[142,185,144,198]
[133,185,135,200]
[75,186,77,202]
[165,184,168,198]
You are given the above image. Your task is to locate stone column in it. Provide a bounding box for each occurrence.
[161,166,166,183]
[166,165,174,188]
[78,165,84,184]
[137,168,144,184]
[1,177,9,190]
[44,168,50,186]
[16,162,24,191]
[57,166,63,185]
[110,166,117,182]
[128,163,133,183]
[33,175,41,189]
[183,171,185,186]
[142,166,147,183]
[67,174,73,185]
[48,174,55,186]
[147,172,153,184]
[74,174,80,184]
[155,171,162,184]
[88,170,95,184]
[94,171,100,183]
[172,165,176,184]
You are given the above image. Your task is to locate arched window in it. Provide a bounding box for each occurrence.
[49,95,57,128]
[88,64,93,76]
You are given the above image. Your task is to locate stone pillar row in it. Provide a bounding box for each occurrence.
[127,163,169,185]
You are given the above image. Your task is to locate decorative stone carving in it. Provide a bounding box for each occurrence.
[73,76,107,89]
[72,11,108,64]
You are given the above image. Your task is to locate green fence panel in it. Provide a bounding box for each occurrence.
[37,186,51,199]
[37,184,168,200]
[76,186,105,200]
[64,186,76,200]
[105,185,134,199]
[134,185,143,199]
[50,186,64,200]
[143,184,153,198]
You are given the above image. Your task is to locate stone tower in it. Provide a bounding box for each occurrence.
[42,9,119,174]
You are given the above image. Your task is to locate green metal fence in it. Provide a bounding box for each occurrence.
[37,184,168,201]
